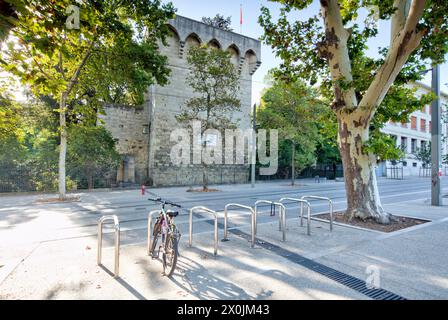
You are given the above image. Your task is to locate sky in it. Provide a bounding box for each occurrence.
[167,0,447,105]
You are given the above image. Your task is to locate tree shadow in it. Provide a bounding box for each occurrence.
[168,253,274,300]
[43,281,88,300]
[0,207,40,230]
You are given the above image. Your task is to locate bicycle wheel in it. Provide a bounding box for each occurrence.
[162,234,178,277]
[150,219,161,258]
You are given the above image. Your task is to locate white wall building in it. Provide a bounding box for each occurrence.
[378,82,448,177]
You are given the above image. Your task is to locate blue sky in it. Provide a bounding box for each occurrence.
[167,0,446,105]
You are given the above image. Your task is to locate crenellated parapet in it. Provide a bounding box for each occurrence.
[166,15,262,77]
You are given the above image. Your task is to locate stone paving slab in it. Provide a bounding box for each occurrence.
[0,224,366,300]
[1,179,447,300]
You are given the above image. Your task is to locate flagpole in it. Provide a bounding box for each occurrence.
[240,2,242,34]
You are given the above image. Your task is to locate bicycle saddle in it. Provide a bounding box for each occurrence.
[166,210,179,217]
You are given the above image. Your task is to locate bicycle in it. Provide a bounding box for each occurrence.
[147,193,182,277]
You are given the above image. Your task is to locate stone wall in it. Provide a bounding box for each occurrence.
[100,104,150,184]
[147,15,261,187]
[101,15,261,187]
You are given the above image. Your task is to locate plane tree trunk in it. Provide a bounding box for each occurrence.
[337,110,389,223]
[319,0,426,224]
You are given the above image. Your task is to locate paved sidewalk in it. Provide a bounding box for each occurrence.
[1,197,447,299]
[1,178,447,299]
[0,219,367,300]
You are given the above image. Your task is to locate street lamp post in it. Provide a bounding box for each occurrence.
[431,64,442,206]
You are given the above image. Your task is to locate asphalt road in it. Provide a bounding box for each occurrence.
[0,176,446,250]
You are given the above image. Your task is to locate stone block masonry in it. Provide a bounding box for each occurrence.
[100,105,150,184]
[102,15,261,186]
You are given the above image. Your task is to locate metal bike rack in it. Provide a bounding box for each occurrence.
[223,203,256,248]
[189,206,219,256]
[279,197,312,236]
[97,215,120,278]
[147,210,162,256]
[300,196,334,232]
[254,200,286,242]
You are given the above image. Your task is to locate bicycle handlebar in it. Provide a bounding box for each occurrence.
[147,197,182,208]
[144,189,182,208]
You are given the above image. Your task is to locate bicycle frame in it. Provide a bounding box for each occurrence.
[149,202,179,258]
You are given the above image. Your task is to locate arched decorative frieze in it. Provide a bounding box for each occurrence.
[227,44,240,68]
[165,26,181,59]
[183,33,202,58]
[208,39,222,49]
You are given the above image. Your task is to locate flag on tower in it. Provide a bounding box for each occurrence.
[240,2,243,33]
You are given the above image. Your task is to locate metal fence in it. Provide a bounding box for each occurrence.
[256,165,344,181]
[385,166,403,180]
[419,166,448,177]
[0,164,117,193]
[419,167,432,177]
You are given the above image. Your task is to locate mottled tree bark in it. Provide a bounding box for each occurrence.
[318,0,426,223]
[337,110,389,223]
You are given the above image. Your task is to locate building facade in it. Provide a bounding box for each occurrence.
[101,15,261,186]
[378,82,448,176]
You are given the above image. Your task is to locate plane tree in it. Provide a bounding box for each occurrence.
[1,0,175,199]
[259,0,447,223]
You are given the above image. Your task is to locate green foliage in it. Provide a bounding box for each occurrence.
[364,130,404,162]
[202,14,233,31]
[315,107,341,166]
[67,125,120,189]
[257,79,326,173]
[413,142,432,167]
[259,1,447,163]
[1,0,175,195]
[0,85,26,166]
[176,44,241,190]
[366,85,435,161]
[260,1,448,88]
[0,96,119,192]
[177,45,241,131]
[1,0,175,103]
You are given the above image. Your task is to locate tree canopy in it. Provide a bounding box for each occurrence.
[257,79,326,180]
[202,14,233,31]
[1,0,176,198]
[177,44,241,190]
[259,0,448,223]
[177,45,241,131]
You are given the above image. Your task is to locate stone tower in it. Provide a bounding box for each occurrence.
[102,15,261,186]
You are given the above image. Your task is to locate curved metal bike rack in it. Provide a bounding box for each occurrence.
[300,196,334,232]
[97,215,120,278]
[223,203,256,248]
[147,210,162,256]
[254,200,286,242]
[279,197,312,236]
[189,206,219,256]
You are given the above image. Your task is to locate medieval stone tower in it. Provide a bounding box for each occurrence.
[102,15,261,186]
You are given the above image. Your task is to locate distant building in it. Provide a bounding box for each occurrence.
[100,15,261,186]
[378,82,448,177]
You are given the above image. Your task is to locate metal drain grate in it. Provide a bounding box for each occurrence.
[197,213,407,300]
[230,228,406,300]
